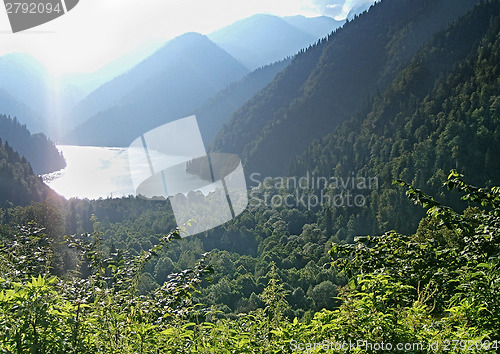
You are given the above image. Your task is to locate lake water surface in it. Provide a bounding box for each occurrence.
[42,145,221,200]
[42,145,135,200]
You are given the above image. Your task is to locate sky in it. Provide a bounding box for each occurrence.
[0,0,375,77]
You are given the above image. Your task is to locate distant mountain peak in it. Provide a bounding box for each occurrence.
[0,52,50,80]
[208,13,342,70]
[64,31,249,147]
[166,31,208,42]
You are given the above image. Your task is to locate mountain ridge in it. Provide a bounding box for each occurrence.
[196,58,292,144]
[208,14,342,70]
[290,0,500,236]
[211,0,481,177]
[64,33,249,147]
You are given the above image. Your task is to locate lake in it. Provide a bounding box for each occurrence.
[42,145,136,200]
[42,145,224,200]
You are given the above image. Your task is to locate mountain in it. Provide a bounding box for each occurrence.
[0,139,59,208]
[0,114,65,175]
[0,89,44,134]
[211,0,481,178]
[196,58,291,144]
[208,14,342,70]
[289,0,500,237]
[0,53,51,134]
[0,44,164,139]
[60,41,164,100]
[64,33,249,147]
[283,15,344,38]
[53,41,166,139]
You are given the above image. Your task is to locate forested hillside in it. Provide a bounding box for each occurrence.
[1,171,498,351]
[0,114,65,174]
[212,0,480,177]
[0,139,60,208]
[292,0,500,235]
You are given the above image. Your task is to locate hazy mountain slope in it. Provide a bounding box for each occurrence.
[60,40,164,103]
[211,0,480,177]
[65,33,249,147]
[0,89,45,134]
[0,114,65,175]
[0,54,51,134]
[66,36,195,128]
[283,15,344,38]
[195,59,291,144]
[208,14,340,70]
[291,0,500,237]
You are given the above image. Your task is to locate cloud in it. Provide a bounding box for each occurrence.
[312,0,344,17]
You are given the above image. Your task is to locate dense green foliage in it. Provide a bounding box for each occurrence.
[58,193,340,318]
[0,114,65,174]
[0,172,498,352]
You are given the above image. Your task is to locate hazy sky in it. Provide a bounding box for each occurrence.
[0,0,375,76]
